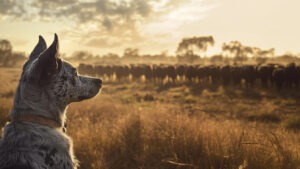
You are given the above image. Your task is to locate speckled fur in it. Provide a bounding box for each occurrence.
[0,35,102,169]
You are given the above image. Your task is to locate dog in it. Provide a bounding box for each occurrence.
[0,34,102,169]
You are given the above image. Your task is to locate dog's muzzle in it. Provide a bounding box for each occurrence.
[94,78,102,88]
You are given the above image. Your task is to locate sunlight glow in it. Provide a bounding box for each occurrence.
[0,0,300,56]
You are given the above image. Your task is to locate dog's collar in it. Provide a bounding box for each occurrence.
[11,115,62,129]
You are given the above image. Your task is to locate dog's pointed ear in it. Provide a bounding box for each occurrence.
[29,34,62,85]
[38,33,60,72]
[28,35,47,61]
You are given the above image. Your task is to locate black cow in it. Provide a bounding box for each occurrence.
[241,65,256,87]
[272,65,285,90]
[166,65,177,83]
[220,65,231,86]
[285,63,298,88]
[115,65,130,82]
[176,64,187,81]
[257,64,275,87]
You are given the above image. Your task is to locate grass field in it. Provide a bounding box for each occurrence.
[0,67,300,169]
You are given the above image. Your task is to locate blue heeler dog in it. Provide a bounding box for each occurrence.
[0,34,102,169]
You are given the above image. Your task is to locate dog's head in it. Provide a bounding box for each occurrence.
[11,34,102,122]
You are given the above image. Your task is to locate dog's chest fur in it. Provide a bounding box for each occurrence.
[0,122,78,169]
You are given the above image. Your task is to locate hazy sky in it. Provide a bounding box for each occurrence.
[0,0,299,56]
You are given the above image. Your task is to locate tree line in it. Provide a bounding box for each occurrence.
[1,35,300,67]
[69,35,299,65]
[0,39,26,67]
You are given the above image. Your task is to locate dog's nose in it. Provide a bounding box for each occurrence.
[94,78,102,87]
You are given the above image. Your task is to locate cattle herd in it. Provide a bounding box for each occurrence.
[78,62,300,90]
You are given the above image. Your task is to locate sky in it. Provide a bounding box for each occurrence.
[0,0,300,56]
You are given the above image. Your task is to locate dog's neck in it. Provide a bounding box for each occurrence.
[10,114,62,128]
[10,83,67,129]
[9,106,67,130]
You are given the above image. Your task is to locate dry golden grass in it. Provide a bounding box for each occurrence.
[0,68,20,127]
[1,67,300,169]
[67,96,300,169]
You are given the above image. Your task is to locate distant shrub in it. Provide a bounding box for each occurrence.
[283,117,300,131]
[1,90,14,98]
[184,95,197,104]
[247,113,281,123]
[143,93,154,101]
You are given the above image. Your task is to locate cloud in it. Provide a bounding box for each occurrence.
[0,0,189,29]
[0,0,219,53]
[84,37,122,48]
[29,0,155,27]
[0,0,26,19]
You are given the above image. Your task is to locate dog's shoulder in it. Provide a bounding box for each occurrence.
[0,122,78,169]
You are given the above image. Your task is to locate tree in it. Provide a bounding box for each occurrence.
[251,47,274,58]
[176,36,214,63]
[252,47,274,64]
[71,51,93,60]
[210,54,223,64]
[222,41,275,64]
[160,50,168,58]
[222,41,252,64]
[103,53,120,60]
[123,48,139,59]
[0,39,13,66]
[10,52,26,66]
